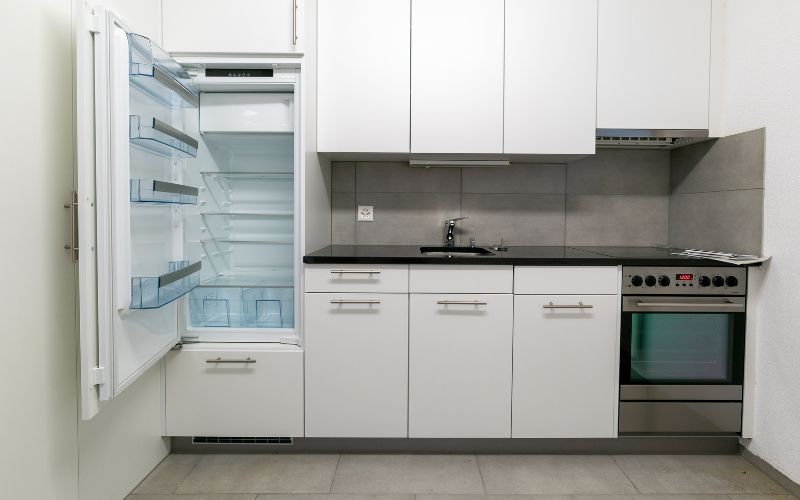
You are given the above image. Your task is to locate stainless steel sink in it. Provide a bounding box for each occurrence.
[419,246,495,256]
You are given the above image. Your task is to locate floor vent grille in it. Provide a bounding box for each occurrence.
[192,436,293,445]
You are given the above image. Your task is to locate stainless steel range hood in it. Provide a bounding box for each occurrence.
[596,128,712,150]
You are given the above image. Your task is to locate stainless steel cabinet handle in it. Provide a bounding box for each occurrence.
[636,301,744,308]
[330,299,381,304]
[292,0,298,45]
[206,357,256,364]
[330,269,381,274]
[437,300,488,305]
[543,302,593,309]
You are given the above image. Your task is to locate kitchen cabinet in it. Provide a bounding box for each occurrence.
[512,267,620,438]
[597,0,712,130]
[165,344,304,436]
[162,0,303,54]
[317,0,410,153]
[411,0,504,154]
[305,293,408,437]
[504,0,597,155]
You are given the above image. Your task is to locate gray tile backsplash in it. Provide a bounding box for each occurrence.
[330,133,764,252]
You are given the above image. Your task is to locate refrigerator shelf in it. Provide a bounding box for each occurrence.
[199,236,294,244]
[200,211,294,217]
[130,115,199,158]
[130,260,202,309]
[130,179,198,204]
[200,171,294,180]
[200,275,294,288]
[127,33,199,108]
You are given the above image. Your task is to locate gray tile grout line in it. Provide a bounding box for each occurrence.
[610,455,642,494]
[328,452,342,494]
[475,454,488,494]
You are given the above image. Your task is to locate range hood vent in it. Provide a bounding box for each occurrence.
[596,129,711,150]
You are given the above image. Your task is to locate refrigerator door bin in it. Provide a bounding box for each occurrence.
[130,115,199,157]
[130,179,198,204]
[130,260,202,309]
[189,286,294,329]
[127,33,199,108]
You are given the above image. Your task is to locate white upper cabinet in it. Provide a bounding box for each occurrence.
[317,0,410,153]
[504,0,598,155]
[597,0,712,130]
[162,0,303,54]
[411,0,504,154]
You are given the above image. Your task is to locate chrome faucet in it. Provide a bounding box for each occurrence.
[444,217,468,247]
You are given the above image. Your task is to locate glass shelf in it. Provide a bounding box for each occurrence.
[200,275,294,288]
[130,179,198,204]
[188,285,294,329]
[130,260,201,309]
[130,115,199,158]
[127,33,199,108]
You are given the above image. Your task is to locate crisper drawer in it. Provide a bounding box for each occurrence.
[165,344,303,437]
[305,264,408,293]
[515,266,619,295]
[305,293,409,437]
[409,265,513,293]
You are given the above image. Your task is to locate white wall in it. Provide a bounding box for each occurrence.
[715,0,800,484]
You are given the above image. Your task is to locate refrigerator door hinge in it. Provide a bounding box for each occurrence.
[280,336,301,346]
[91,366,107,385]
[87,12,102,33]
[63,190,79,263]
[172,336,201,350]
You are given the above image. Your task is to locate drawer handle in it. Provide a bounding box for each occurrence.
[206,357,256,364]
[330,299,381,304]
[330,269,381,274]
[437,300,488,305]
[543,302,593,309]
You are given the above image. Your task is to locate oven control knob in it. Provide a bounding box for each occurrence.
[631,275,643,287]
[644,275,657,287]
[726,276,739,287]
[658,275,671,287]
[699,276,711,287]
[712,275,725,287]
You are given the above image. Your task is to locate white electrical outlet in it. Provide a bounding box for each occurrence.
[357,205,374,222]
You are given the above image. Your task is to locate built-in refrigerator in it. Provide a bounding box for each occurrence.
[75,6,303,420]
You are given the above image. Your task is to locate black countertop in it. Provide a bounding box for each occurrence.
[303,245,749,267]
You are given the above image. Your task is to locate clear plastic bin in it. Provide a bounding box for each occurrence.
[130,260,201,309]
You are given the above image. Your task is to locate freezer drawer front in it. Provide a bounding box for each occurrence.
[165,345,304,437]
[619,402,742,435]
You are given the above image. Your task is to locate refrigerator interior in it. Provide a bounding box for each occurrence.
[183,92,298,338]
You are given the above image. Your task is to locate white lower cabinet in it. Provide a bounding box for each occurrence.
[512,294,619,438]
[304,293,409,437]
[165,344,303,437]
[409,293,513,438]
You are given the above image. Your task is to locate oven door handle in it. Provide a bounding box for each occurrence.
[635,301,744,309]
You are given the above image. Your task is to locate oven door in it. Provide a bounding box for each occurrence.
[620,296,746,394]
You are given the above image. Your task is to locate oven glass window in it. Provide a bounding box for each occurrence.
[629,313,735,383]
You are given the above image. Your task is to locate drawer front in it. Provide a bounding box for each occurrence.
[305,264,408,293]
[409,293,513,437]
[165,347,303,437]
[409,265,513,293]
[513,294,619,438]
[515,266,619,294]
[305,293,409,437]
[619,402,742,435]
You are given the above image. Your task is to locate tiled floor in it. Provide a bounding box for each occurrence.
[126,454,795,500]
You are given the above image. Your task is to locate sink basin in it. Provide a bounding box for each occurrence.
[420,246,495,256]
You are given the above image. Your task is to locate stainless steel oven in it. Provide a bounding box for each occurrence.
[619,266,747,436]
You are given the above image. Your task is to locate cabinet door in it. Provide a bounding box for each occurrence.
[317,0,410,153]
[513,294,619,438]
[411,0,504,154]
[504,0,597,155]
[165,345,304,436]
[409,293,512,437]
[305,293,409,437]
[162,0,302,54]
[597,0,711,130]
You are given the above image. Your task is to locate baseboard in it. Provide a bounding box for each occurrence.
[741,447,800,498]
[171,436,740,454]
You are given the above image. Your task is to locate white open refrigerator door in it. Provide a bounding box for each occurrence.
[76,3,200,419]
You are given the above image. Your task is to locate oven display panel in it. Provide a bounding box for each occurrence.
[676,273,694,281]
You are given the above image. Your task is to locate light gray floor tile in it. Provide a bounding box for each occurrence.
[256,495,414,500]
[575,495,728,500]
[176,454,340,494]
[127,495,256,500]
[419,495,571,500]
[132,454,203,494]
[478,455,638,494]
[331,454,485,494]
[727,496,797,500]
[613,455,790,495]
